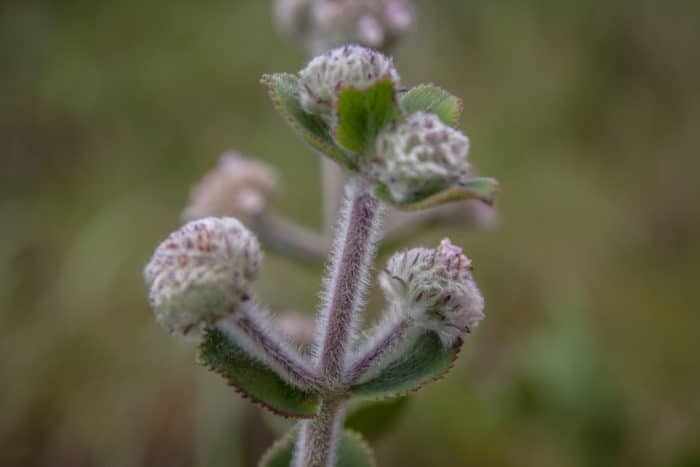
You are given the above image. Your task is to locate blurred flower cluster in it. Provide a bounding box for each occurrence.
[182,152,278,225]
[275,0,413,53]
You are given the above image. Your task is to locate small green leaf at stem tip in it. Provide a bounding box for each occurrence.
[334,78,402,156]
[401,84,464,127]
[259,429,376,467]
[260,73,355,171]
[375,177,500,211]
[198,328,319,418]
[351,332,462,400]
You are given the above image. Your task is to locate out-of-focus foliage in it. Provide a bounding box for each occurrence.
[345,397,411,442]
[1,0,699,466]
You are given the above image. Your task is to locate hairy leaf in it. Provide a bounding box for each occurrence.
[401,84,464,127]
[198,328,319,418]
[375,177,500,210]
[351,332,462,399]
[261,73,355,170]
[335,79,401,155]
[259,429,375,467]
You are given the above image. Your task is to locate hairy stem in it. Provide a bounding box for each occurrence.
[296,179,382,467]
[294,398,348,467]
[315,180,382,387]
[216,303,321,391]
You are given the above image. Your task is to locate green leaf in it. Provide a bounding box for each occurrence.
[257,429,297,467]
[375,177,500,210]
[351,332,462,399]
[261,73,355,170]
[259,429,376,467]
[335,79,401,155]
[401,84,464,127]
[198,328,319,418]
[345,396,411,441]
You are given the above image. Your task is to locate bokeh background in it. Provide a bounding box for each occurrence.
[2,0,699,466]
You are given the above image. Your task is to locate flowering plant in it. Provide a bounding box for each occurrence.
[145,44,498,467]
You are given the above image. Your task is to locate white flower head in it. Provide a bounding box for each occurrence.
[182,152,278,224]
[144,217,262,337]
[298,44,400,120]
[379,238,484,346]
[373,111,471,203]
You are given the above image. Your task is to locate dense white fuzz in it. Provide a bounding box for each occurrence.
[380,238,485,346]
[346,238,484,383]
[216,303,320,391]
[141,31,497,467]
[144,217,262,337]
[312,179,383,386]
[298,44,400,120]
[182,152,278,224]
[372,111,471,202]
[276,0,413,54]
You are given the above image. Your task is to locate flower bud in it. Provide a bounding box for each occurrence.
[182,152,278,224]
[379,238,484,346]
[372,112,470,203]
[298,44,400,119]
[144,217,262,337]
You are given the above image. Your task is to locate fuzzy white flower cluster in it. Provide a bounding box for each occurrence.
[373,112,470,203]
[276,0,413,54]
[144,217,262,337]
[298,44,399,120]
[182,152,278,224]
[379,238,484,346]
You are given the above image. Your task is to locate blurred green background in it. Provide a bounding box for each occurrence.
[2,0,699,466]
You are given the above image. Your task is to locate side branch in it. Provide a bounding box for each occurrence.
[345,313,415,385]
[252,211,329,262]
[217,303,321,391]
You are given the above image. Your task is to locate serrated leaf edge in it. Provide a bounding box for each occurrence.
[401,83,464,127]
[342,429,378,467]
[375,178,500,210]
[197,356,319,420]
[260,73,356,171]
[257,427,299,467]
[352,337,464,402]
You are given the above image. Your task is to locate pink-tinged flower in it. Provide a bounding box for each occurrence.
[144,217,262,337]
[182,152,277,224]
[372,112,471,203]
[298,44,400,120]
[379,238,484,346]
